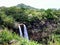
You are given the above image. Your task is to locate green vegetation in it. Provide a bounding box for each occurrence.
[0,28,40,45]
[0,4,60,45]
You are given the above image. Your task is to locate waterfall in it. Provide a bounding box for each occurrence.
[18,24,29,40]
[24,24,29,40]
[18,25,23,37]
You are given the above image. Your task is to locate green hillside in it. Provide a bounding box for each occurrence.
[0,4,60,45]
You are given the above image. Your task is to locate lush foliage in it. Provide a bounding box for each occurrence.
[0,28,40,45]
[0,4,60,45]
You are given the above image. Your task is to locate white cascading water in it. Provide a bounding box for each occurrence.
[18,25,23,37]
[23,24,29,40]
[18,24,29,40]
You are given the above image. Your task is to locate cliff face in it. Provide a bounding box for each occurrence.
[26,20,57,42]
[9,19,57,43]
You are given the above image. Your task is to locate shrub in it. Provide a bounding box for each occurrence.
[0,28,41,45]
[0,28,19,43]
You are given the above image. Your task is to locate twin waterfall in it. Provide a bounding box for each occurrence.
[18,24,29,40]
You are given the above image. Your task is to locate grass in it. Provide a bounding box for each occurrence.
[0,28,60,45]
[0,28,41,45]
[49,34,60,45]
